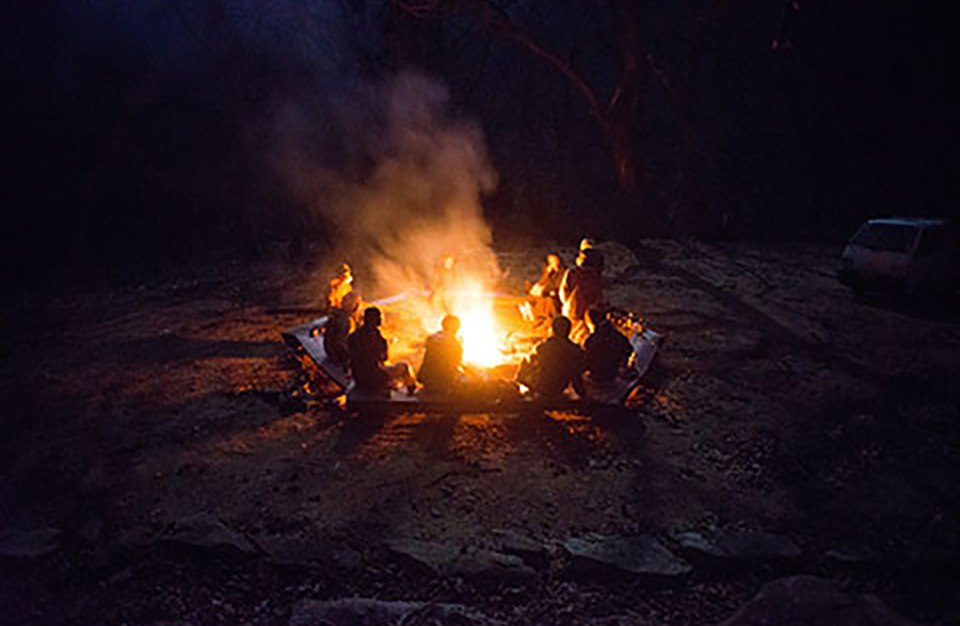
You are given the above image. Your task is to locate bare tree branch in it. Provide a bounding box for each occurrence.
[390,0,647,194]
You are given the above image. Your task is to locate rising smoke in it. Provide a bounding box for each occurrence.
[275,71,500,301]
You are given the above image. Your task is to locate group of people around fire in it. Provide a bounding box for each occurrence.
[319,262,471,398]
[319,238,635,401]
[518,238,633,401]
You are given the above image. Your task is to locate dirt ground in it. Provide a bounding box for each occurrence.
[2,240,959,625]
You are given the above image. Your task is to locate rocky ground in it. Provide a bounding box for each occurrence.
[2,240,959,625]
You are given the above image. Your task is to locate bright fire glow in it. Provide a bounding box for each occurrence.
[449,280,505,367]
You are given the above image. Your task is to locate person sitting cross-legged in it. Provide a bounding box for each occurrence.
[519,316,586,400]
[347,307,416,396]
[583,307,633,386]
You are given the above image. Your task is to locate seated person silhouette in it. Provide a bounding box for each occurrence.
[583,307,633,387]
[519,315,586,400]
[417,314,464,397]
[347,307,416,397]
[560,247,605,344]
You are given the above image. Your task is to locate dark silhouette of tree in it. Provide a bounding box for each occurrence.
[390,0,778,235]
[393,0,646,196]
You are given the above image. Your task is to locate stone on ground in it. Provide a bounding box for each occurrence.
[290,598,504,626]
[387,539,536,583]
[717,576,924,626]
[253,534,362,569]
[166,513,255,554]
[673,529,800,562]
[491,528,549,566]
[564,534,691,578]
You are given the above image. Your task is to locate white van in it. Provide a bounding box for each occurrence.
[838,217,956,296]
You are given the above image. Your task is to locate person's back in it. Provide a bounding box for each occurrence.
[348,308,390,393]
[533,317,585,398]
[583,311,632,383]
[418,315,463,395]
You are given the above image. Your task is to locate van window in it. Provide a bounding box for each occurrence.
[851,223,917,253]
[915,227,945,258]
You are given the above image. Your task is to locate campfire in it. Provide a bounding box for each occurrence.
[283,246,663,408]
[449,281,503,366]
[273,70,665,406]
[377,276,538,377]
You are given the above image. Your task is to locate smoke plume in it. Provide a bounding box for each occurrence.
[275,71,499,301]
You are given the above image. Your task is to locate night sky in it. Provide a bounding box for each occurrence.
[3,1,951,292]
